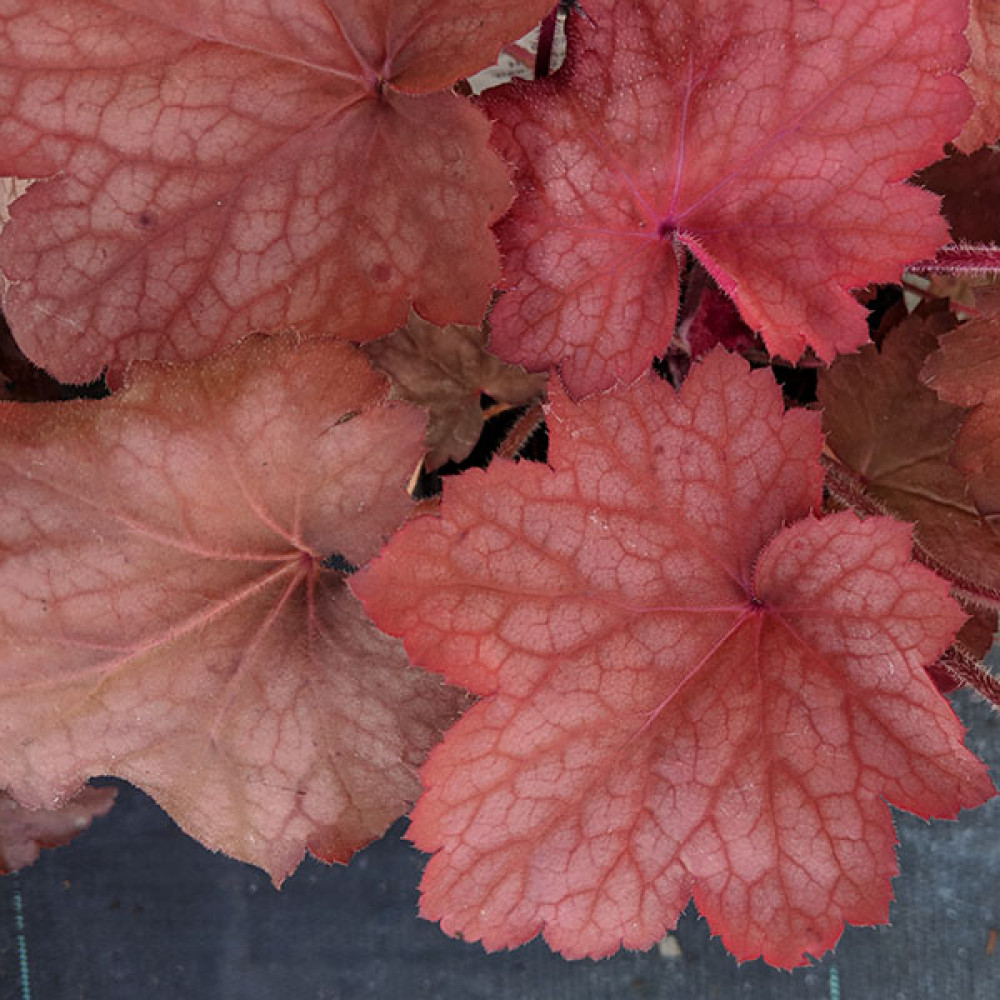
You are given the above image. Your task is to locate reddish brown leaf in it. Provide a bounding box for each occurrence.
[0,784,116,874]
[0,0,551,382]
[364,310,546,470]
[820,316,1000,704]
[956,607,999,662]
[923,312,1000,518]
[917,146,1000,245]
[957,0,1000,152]
[354,350,994,966]
[820,313,1000,597]
[923,311,1000,409]
[480,0,969,397]
[0,334,465,883]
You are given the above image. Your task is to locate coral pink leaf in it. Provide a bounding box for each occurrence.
[0,334,465,883]
[480,0,970,397]
[956,0,1000,152]
[354,350,995,966]
[0,784,116,874]
[0,0,550,383]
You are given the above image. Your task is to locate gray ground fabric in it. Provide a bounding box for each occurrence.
[0,687,997,1000]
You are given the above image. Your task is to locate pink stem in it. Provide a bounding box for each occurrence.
[908,243,1000,277]
[496,403,545,461]
[935,643,1000,711]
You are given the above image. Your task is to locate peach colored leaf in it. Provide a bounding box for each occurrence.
[0,334,465,883]
[820,312,1000,596]
[819,310,1000,701]
[364,309,546,470]
[481,0,970,397]
[353,349,994,967]
[0,0,551,383]
[957,0,1000,152]
[0,784,116,874]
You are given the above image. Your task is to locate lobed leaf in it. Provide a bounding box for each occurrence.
[481,0,970,396]
[0,0,550,382]
[355,349,994,967]
[0,334,465,883]
[820,312,1000,597]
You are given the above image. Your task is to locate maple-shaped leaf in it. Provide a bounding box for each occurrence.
[819,312,1000,595]
[0,334,466,883]
[0,784,116,874]
[364,309,546,470]
[480,0,970,397]
[0,0,551,383]
[956,0,1000,152]
[923,311,1000,518]
[353,350,994,967]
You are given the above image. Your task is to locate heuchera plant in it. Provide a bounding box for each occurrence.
[0,0,998,972]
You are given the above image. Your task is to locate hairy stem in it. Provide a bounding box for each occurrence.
[908,243,1000,278]
[935,643,1000,711]
[496,402,545,461]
